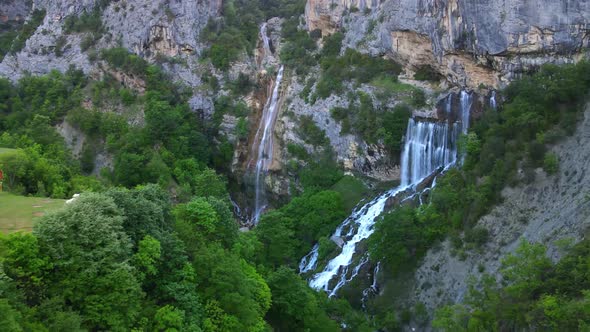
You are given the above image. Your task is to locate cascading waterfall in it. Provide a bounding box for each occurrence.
[250,65,284,223]
[299,243,319,273]
[305,119,460,295]
[400,119,459,186]
[302,91,472,296]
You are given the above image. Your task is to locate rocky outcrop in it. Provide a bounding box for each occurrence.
[56,120,113,175]
[306,0,590,89]
[306,0,378,35]
[276,76,403,182]
[0,0,31,22]
[405,106,590,325]
[0,0,221,80]
[103,0,221,59]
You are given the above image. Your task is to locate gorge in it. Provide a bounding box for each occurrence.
[0,0,589,330]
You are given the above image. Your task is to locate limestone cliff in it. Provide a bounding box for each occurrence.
[0,0,30,22]
[306,0,590,89]
[0,0,220,86]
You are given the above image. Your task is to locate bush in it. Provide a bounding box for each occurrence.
[413,65,440,81]
[9,9,46,55]
[63,10,103,34]
[315,49,402,99]
[54,36,67,57]
[297,115,328,147]
[101,48,148,76]
[381,104,412,153]
[543,152,559,175]
[287,143,309,160]
[321,32,344,58]
[464,227,489,248]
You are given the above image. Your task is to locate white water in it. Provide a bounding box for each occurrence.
[460,91,472,134]
[490,91,497,110]
[303,91,472,295]
[260,23,272,56]
[299,243,319,273]
[445,93,452,115]
[400,119,459,186]
[251,66,284,223]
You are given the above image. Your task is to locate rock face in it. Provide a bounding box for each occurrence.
[406,106,590,325]
[0,0,221,80]
[0,0,31,21]
[277,77,402,181]
[306,0,590,89]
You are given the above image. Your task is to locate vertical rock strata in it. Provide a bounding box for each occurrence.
[306,0,590,88]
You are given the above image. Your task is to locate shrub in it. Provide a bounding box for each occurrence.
[287,143,309,160]
[543,152,559,175]
[297,115,328,147]
[54,35,67,57]
[321,32,344,58]
[9,9,46,55]
[63,10,103,34]
[413,65,440,82]
[464,227,489,248]
[101,48,148,76]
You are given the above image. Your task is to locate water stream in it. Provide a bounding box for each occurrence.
[260,23,272,57]
[250,65,284,223]
[490,91,497,110]
[301,91,472,296]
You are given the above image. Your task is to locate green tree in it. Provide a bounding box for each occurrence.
[265,267,339,331]
[133,235,162,281]
[34,193,143,330]
[195,244,270,331]
[255,211,298,267]
[2,233,52,305]
[500,240,552,299]
[0,299,23,332]
[154,305,184,332]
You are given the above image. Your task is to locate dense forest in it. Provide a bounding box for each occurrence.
[1,0,590,330]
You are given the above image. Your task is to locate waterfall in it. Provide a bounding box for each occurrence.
[460,91,472,134]
[490,91,497,110]
[304,112,462,295]
[250,66,284,223]
[445,93,452,115]
[260,23,272,56]
[400,119,458,186]
[299,243,319,273]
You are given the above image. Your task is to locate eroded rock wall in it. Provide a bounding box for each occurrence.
[306,0,590,89]
[405,106,590,326]
[0,0,221,81]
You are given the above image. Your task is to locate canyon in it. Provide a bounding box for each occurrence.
[1,0,589,328]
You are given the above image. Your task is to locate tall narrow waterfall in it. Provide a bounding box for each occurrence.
[260,23,272,56]
[460,91,472,134]
[250,66,284,223]
[304,115,461,296]
[490,91,497,110]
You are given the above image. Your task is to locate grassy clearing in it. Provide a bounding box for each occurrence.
[0,147,16,155]
[331,175,370,212]
[370,76,417,93]
[0,192,65,234]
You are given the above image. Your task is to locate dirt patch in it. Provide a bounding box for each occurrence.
[32,212,44,217]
